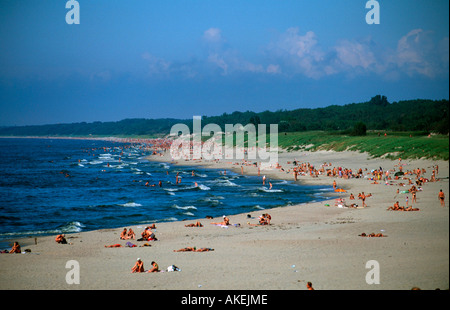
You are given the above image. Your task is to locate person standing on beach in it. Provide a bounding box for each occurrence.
[360,192,367,208]
[438,190,445,207]
[412,191,417,204]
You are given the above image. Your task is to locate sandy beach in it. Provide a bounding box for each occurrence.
[0,148,448,291]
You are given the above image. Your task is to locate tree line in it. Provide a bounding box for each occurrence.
[0,96,448,137]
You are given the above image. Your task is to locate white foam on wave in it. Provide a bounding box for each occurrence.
[90,160,104,165]
[172,204,197,210]
[118,202,143,207]
[201,197,221,205]
[259,187,283,193]
[99,153,113,159]
[197,184,211,191]
[160,163,170,169]
[216,179,239,187]
[164,188,178,192]
[160,217,178,222]
[59,221,85,233]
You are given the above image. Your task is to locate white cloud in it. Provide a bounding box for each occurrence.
[334,40,376,69]
[394,28,447,78]
[268,27,325,79]
[266,64,281,74]
[203,28,265,76]
[142,52,172,77]
[203,28,223,43]
[141,27,448,82]
[266,27,448,80]
[207,53,229,75]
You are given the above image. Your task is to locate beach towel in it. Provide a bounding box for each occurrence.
[126,242,137,247]
[167,265,181,272]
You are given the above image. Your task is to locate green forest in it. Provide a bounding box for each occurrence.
[0,96,448,137]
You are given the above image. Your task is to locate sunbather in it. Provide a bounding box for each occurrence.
[9,241,21,254]
[148,261,159,273]
[105,244,123,248]
[55,234,67,244]
[211,216,229,226]
[131,258,145,273]
[185,221,203,227]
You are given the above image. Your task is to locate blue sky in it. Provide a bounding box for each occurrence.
[0,0,448,126]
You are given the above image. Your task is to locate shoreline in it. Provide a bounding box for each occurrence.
[0,146,448,290]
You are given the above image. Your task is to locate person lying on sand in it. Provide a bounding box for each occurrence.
[387,201,401,210]
[131,258,144,273]
[185,221,203,227]
[359,233,387,237]
[211,216,230,226]
[387,202,419,211]
[105,244,123,248]
[173,247,214,252]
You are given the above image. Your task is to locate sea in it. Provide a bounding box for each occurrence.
[0,137,333,243]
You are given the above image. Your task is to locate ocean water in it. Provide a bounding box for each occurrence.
[0,138,333,241]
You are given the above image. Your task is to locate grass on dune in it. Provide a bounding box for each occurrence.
[277,131,449,161]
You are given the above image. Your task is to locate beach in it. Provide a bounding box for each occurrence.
[0,148,448,290]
